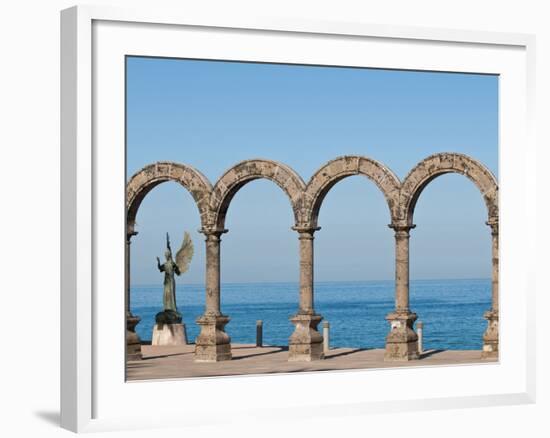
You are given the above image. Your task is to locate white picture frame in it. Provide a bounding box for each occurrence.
[60,4,536,433]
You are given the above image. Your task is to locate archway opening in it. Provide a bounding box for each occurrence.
[129,181,206,344]
[315,175,394,350]
[220,179,298,348]
[409,173,491,351]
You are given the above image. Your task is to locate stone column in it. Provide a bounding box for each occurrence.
[194,228,232,362]
[126,229,142,361]
[384,223,419,361]
[288,226,324,361]
[482,219,499,359]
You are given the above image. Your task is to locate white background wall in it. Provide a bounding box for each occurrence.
[0,1,547,437]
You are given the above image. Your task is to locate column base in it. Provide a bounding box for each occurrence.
[152,323,188,346]
[126,314,142,361]
[288,313,324,361]
[384,311,419,361]
[481,310,499,359]
[194,314,232,362]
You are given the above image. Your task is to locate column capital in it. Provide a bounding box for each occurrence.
[199,227,228,239]
[127,219,138,238]
[486,218,498,235]
[292,225,321,237]
[388,223,415,237]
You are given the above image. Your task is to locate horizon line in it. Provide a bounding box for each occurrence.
[131,277,491,287]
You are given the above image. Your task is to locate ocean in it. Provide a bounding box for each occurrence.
[131,278,491,350]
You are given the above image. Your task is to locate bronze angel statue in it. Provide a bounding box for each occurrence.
[155,232,194,324]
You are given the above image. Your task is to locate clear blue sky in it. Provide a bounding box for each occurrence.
[126,57,498,285]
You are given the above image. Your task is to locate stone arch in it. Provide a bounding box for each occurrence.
[399,153,498,225]
[304,156,402,228]
[210,159,307,229]
[126,161,213,231]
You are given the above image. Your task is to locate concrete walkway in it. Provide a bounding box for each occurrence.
[127,344,497,381]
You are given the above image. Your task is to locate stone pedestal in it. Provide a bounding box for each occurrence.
[384,312,419,361]
[152,323,187,346]
[126,314,142,361]
[288,313,324,361]
[481,310,499,359]
[194,314,232,362]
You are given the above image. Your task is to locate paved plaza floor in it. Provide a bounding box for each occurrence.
[127,343,497,381]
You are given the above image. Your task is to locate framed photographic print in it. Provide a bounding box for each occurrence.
[61,4,536,433]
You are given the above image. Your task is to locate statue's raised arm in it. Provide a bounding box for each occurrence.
[156,256,164,272]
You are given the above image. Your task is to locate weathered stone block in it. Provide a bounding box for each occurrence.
[126,314,142,361]
[341,156,358,172]
[194,314,232,362]
[288,313,324,361]
[438,153,455,169]
[481,310,499,359]
[329,160,344,175]
[384,312,419,361]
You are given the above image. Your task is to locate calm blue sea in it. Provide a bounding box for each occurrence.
[131,279,490,350]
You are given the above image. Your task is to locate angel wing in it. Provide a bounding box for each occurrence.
[175,231,194,274]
